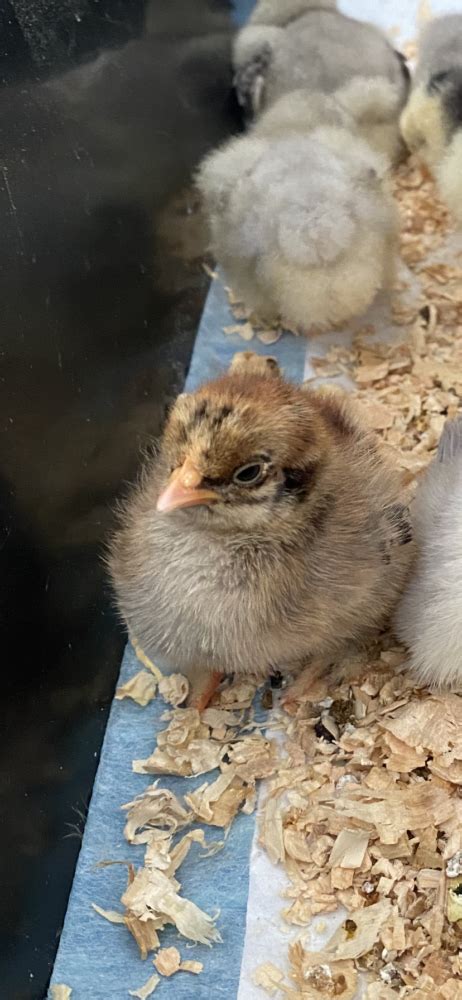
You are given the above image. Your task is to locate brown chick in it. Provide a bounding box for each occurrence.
[109,369,413,706]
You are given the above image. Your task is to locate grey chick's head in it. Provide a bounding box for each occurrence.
[155,369,328,529]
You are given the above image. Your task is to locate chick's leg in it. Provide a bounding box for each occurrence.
[188,669,224,712]
[281,659,333,715]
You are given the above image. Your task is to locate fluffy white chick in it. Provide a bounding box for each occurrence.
[233,0,409,137]
[196,90,397,332]
[395,416,462,689]
[400,15,462,223]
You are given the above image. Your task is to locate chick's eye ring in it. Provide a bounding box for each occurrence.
[233,462,265,486]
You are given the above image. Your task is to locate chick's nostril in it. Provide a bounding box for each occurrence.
[181,468,202,488]
[179,456,203,489]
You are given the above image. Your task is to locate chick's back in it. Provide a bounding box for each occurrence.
[264,9,406,106]
[197,119,396,330]
[235,2,408,118]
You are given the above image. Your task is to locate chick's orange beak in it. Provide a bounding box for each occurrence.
[156,457,220,513]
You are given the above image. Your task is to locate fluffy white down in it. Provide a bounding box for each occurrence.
[437,132,462,227]
[395,459,462,689]
[249,0,336,28]
[234,134,361,266]
[197,123,395,329]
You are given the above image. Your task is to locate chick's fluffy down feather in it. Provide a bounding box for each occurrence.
[395,417,462,689]
[234,0,408,132]
[248,0,336,29]
[197,101,397,330]
[109,370,413,684]
[400,15,462,224]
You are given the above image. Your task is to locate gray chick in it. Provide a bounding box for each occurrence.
[234,0,409,150]
[395,415,462,690]
[196,89,398,332]
[400,15,462,223]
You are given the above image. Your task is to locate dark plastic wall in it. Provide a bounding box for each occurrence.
[0,3,241,996]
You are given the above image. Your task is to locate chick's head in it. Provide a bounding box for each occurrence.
[400,70,462,167]
[156,371,328,525]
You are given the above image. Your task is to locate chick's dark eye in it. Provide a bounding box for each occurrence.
[233,462,265,486]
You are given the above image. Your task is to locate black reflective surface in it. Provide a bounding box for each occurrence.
[0,3,241,996]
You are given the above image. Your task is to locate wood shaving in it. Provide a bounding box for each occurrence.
[365,987,397,1000]
[329,829,370,870]
[254,953,358,999]
[121,866,221,945]
[202,262,217,280]
[50,988,72,1000]
[257,330,283,345]
[122,783,192,848]
[152,945,203,977]
[290,945,358,999]
[153,947,181,977]
[179,960,203,974]
[91,903,125,924]
[185,770,254,827]
[123,907,161,959]
[223,321,255,341]
[95,685,273,967]
[158,673,189,707]
[253,962,289,995]
[132,642,163,681]
[128,973,160,999]
[132,708,227,776]
[215,679,257,709]
[305,900,393,962]
[115,670,158,707]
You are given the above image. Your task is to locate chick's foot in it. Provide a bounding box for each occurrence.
[189,669,224,712]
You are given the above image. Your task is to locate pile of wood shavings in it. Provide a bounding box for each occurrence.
[256,640,462,999]
[101,160,462,997]
[95,674,277,996]
[309,162,462,478]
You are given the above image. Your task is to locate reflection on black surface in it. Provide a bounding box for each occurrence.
[0,2,241,996]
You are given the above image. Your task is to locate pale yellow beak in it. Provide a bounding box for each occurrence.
[156,457,220,513]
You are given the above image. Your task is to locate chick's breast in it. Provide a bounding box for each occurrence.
[110,495,307,678]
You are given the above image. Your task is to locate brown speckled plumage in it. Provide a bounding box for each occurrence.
[109,366,413,685]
